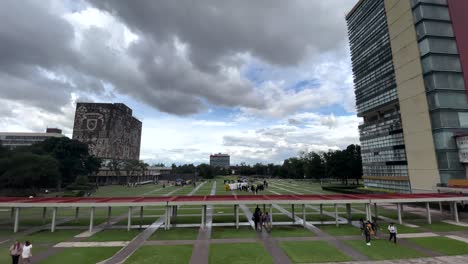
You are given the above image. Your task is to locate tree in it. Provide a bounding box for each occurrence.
[123,160,142,184]
[0,152,60,193]
[301,151,325,179]
[197,163,214,179]
[31,137,102,189]
[108,159,123,182]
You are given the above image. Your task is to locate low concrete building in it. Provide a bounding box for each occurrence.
[210,153,230,168]
[89,166,172,185]
[0,128,65,149]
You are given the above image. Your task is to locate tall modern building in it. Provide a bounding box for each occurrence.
[210,153,230,168]
[0,128,65,149]
[72,103,142,161]
[347,0,468,193]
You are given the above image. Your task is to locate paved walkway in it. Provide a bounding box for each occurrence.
[238,203,293,264]
[190,181,217,264]
[320,255,468,264]
[99,186,191,264]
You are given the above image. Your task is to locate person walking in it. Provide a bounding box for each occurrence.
[263,212,272,232]
[371,218,379,238]
[359,218,365,236]
[21,241,32,264]
[253,207,261,231]
[364,222,372,246]
[388,223,397,244]
[9,241,21,264]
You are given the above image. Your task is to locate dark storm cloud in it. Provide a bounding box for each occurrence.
[88,0,354,67]
[0,0,356,116]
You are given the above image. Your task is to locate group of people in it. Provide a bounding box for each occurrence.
[252,206,272,232]
[239,180,268,195]
[360,218,398,246]
[9,241,33,264]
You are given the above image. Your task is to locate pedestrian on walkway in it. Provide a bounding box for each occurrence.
[359,218,365,236]
[364,222,372,246]
[371,218,379,238]
[9,241,21,264]
[253,207,262,231]
[388,222,397,244]
[21,241,32,264]
[263,212,272,232]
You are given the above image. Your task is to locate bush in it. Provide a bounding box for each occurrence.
[62,190,86,197]
[322,185,395,194]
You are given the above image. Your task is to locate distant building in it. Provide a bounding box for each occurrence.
[72,102,142,161]
[210,153,230,168]
[89,166,172,185]
[0,128,65,149]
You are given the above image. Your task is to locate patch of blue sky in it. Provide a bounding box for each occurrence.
[242,64,268,85]
[315,104,354,116]
[289,79,321,91]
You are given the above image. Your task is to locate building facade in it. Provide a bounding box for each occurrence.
[347,0,468,192]
[210,153,230,168]
[0,128,65,149]
[72,103,142,161]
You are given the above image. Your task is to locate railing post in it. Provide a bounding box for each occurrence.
[89,207,95,233]
[51,207,57,233]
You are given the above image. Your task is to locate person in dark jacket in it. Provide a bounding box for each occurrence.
[253,207,262,231]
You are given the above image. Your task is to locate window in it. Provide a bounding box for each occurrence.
[428,92,468,110]
[437,151,464,170]
[424,72,465,91]
[413,5,450,23]
[411,0,447,8]
[416,21,453,39]
[419,38,458,56]
[433,131,457,150]
[431,111,460,129]
[459,112,468,127]
[422,55,462,73]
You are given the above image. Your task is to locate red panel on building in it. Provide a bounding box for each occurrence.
[448,0,468,93]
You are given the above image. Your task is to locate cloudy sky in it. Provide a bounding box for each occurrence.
[0,0,361,165]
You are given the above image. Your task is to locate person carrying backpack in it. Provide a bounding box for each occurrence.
[364,221,373,246]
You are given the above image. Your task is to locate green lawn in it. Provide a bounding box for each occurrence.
[14,230,82,243]
[211,227,257,239]
[318,224,360,236]
[115,217,159,226]
[270,226,314,237]
[280,241,352,263]
[39,247,121,264]
[345,239,425,260]
[416,222,468,232]
[126,245,193,263]
[172,216,202,224]
[149,228,199,240]
[409,237,468,256]
[213,215,238,223]
[86,229,141,242]
[209,243,273,264]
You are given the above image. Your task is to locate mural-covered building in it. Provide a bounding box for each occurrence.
[72,103,142,161]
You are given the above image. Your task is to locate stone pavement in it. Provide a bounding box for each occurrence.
[101,184,203,264]
[319,255,468,264]
[238,203,293,264]
[189,181,217,264]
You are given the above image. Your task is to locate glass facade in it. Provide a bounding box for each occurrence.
[412,0,468,183]
[347,0,410,193]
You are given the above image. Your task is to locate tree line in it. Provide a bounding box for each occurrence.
[167,144,362,183]
[0,137,101,195]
